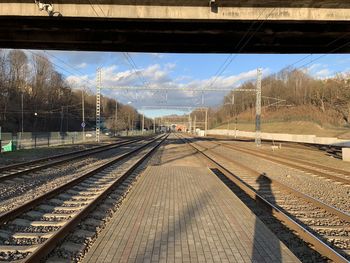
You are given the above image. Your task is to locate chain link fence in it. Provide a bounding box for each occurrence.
[0,131,97,151]
[0,130,154,152]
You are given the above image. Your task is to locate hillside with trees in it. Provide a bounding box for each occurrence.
[0,49,150,133]
[206,68,350,127]
[191,68,350,137]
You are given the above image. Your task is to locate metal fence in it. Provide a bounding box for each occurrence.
[0,130,155,152]
[0,131,98,151]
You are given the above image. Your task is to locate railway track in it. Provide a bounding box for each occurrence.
[208,134,343,159]
[207,138,350,186]
[0,134,167,262]
[0,137,149,183]
[178,134,350,263]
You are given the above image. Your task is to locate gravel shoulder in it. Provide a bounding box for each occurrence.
[221,139,350,171]
[0,142,112,167]
[198,140,350,213]
[0,141,146,215]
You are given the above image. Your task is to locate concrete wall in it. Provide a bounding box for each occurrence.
[342,148,350,162]
[1,3,349,21]
[207,129,350,146]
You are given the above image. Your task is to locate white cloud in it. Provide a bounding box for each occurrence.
[315,69,331,79]
[307,63,333,79]
[65,63,266,110]
[149,53,166,59]
[66,74,92,90]
[76,62,87,69]
[307,63,322,72]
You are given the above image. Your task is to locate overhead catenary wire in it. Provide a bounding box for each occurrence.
[43,51,95,93]
[262,40,350,83]
[86,0,150,91]
[261,27,350,82]
[87,0,101,17]
[207,8,277,90]
[27,50,95,94]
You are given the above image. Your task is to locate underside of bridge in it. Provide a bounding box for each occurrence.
[0,1,349,53]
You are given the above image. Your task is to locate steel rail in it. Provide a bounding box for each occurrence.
[191,138,350,221]
[207,134,343,156]
[0,139,130,173]
[22,134,168,263]
[177,134,349,263]
[0,137,152,183]
[211,140,350,185]
[0,135,165,225]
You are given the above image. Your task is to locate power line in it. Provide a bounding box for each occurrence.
[43,51,95,93]
[209,8,267,84]
[83,2,150,95]
[122,53,150,89]
[87,0,100,17]
[207,8,276,89]
[286,33,350,69]
[295,41,350,71]
[94,0,107,17]
[27,50,94,94]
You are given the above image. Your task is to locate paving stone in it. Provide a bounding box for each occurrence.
[82,138,300,263]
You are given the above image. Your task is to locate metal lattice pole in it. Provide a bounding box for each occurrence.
[205,108,208,136]
[114,100,118,136]
[82,90,85,141]
[194,115,196,134]
[96,68,101,142]
[255,68,262,146]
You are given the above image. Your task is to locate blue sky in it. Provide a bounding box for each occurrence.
[42,50,350,118]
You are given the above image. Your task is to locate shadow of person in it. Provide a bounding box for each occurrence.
[252,174,282,262]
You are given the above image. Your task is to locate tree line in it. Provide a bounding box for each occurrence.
[0,49,151,133]
[197,68,350,129]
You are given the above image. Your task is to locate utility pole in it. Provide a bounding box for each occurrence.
[21,93,24,134]
[188,114,192,133]
[96,68,101,142]
[205,108,208,136]
[194,115,196,134]
[82,90,85,141]
[20,93,24,148]
[142,113,144,135]
[153,118,156,133]
[114,100,118,136]
[255,68,262,146]
[235,116,238,139]
[66,106,69,132]
[227,94,234,135]
[127,114,130,136]
[60,106,64,133]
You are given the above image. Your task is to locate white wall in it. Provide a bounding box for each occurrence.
[207,129,350,147]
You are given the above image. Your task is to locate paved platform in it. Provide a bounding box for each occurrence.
[82,138,300,263]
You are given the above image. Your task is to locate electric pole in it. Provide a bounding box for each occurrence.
[142,113,144,135]
[194,115,196,134]
[60,106,64,133]
[21,93,24,135]
[96,68,101,142]
[82,90,85,141]
[114,100,118,136]
[153,118,156,133]
[255,68,262,146]
[205,108,208,136]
